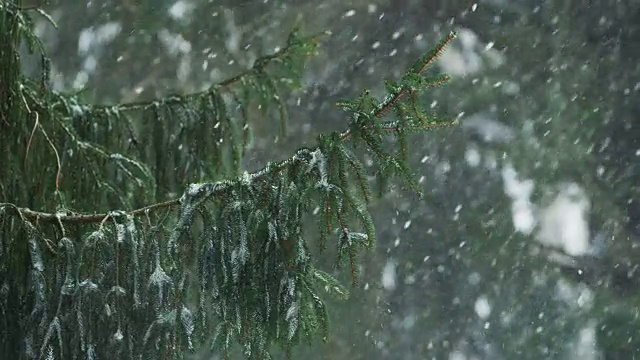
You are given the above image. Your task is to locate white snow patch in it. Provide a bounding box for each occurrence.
[168,0,193,20]
[449,350,468,360]
[555,278,594,310]
[468,272,481,285]
[72,71,89,90]
[437,28,482,76]
[502,81,521,95]
[83,55,97,73]
[78,22,122,55]
[158,29,192,55]
[464,147,481,167]
[462,113,514,143]
[381,260,397,291]
[177,56,192,82]
[344,9,356,17]
[537,183,590,256]
[571,322,600,360]
[401,314,416,329]
[501,165,536,235]
[187,183,207,196]
[474,296,491,319]
[223,9,241,55]
[437,27,504,76]
[502,167,592,256]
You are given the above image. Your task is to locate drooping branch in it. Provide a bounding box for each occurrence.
[5,21,329,216]
[0,8,460,355]
[1,31,458,225]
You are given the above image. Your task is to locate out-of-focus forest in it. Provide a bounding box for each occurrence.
[22,0,640,358]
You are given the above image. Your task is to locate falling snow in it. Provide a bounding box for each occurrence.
[35,1,639,358]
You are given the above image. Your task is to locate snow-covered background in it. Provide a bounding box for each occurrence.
[31,0,640,358]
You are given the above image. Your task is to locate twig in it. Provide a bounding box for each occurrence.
[24,111,39,168]
[340,31,456,141]
[39,121,62,191]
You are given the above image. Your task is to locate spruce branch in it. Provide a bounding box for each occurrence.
[339,31,456,142]
[1,24,459,357]
[11,22,327,213]
[2,31,457,224]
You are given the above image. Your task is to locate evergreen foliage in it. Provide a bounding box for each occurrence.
[0,2,455,359]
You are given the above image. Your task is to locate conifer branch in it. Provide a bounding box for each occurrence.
[340,31,456,141]
[1,31,457,225]
[1,5,461,354]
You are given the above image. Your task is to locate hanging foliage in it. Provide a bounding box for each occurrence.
[0,2,456,359]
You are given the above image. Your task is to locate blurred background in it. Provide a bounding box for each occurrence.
[30,0,640,358]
